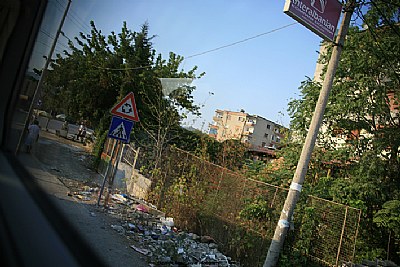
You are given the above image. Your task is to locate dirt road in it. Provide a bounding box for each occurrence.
[19,131,149,267]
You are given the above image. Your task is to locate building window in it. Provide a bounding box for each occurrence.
[238,117,244,122]
[264,133,268,138]
[262,142,266,147]
[271,135,275,141]
[247,119,256,125]
[274,128,279,133]
[276,137,281,143]
[267,124,270,129]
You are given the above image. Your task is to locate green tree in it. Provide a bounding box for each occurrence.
[42,21,204,167]
[286,1,400,262]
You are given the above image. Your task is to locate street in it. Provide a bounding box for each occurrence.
[19,131,149,267]
[18,130,239,266]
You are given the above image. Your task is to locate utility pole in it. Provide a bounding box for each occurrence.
[263,1,356,266]
[17,0,72,154]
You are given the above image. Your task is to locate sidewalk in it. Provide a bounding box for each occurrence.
[18,145,149,267]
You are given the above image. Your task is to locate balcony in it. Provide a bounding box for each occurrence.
[213,115,223,122]
[246,120,256,125]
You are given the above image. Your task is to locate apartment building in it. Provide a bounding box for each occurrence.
[208,109,285,151]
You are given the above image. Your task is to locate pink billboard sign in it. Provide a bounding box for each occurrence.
[284,0,342,41]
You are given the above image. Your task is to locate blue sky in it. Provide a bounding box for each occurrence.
[35,0,327,130]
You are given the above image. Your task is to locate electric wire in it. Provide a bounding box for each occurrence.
[90,22,297,71]
[66,4,92,33]
[52,0,91,36]
[35,38,64,55]
[40,29,70,50]
[185,22,297,59]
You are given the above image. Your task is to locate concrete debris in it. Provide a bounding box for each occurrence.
[111,193,127,204]
[160,217,174,227]
[70,185,239,266]
[130,245,151,255]
[113,213,239,266]
[75,194,91,201]
[136,204,149,213]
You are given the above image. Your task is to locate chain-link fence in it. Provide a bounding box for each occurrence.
[295,196,361,267]
[113,144,361,266]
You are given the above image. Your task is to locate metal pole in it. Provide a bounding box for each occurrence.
[352,209,362,262]
[263,2,356,266]
[16,0,72,154]
[132,146,140,170]
[104,140,123,207]
[336,206,349,266]
[97,139,118,206]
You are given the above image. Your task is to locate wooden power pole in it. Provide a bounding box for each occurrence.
[263,1,356,266]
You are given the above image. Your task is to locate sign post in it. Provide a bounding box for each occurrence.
[283,0,342,41]
[264,1,356,266]
[97,92,139,207]
[107,116,134,143]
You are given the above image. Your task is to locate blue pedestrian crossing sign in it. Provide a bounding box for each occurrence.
[108,116,134,143]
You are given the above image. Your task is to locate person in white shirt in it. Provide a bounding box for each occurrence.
[25,120,40,153]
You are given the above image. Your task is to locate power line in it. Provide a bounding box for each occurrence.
[185,22,297,59]
[90,23,297,71]
[40,29,70,50]
[64,0,92,33]
[92,65,152,71]
[35,38,64,54]
[52,0,91,35]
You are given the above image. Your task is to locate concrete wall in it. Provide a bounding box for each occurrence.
[126,169,151,200]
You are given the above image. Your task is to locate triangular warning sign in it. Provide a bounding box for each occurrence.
[110,122,127,139]
[110,92,140,122]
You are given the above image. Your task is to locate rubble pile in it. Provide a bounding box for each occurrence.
[66,184,240,266]
[107,194,240,266]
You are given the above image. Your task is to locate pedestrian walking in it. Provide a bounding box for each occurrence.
[76,122,86,143]
[25,120,40,153]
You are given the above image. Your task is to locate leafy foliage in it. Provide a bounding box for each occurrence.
[42,21,207,172]
[284,1,400,263]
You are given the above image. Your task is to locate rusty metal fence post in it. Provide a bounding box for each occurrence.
[336,206,349,266]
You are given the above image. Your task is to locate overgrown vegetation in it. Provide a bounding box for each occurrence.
[40,1,400,265]
[282,0,400,264]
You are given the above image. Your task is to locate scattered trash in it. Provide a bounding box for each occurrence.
[63,177,238,266]
[111,193,127,204]
[75,194,90,201]
[130,245,151,256]
[136,204,149,213]
[160,217,174,227]
[108,215,238,266]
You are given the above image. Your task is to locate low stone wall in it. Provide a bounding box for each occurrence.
[126,169,151,200]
